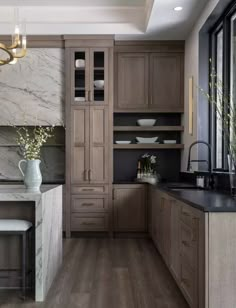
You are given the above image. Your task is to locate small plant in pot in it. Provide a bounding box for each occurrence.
[16,126,54,191]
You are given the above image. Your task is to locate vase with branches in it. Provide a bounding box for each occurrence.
[199,60,236,196]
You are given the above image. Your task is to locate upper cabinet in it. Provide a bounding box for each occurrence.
[114,42,184,113]
[150,53,183,111]
[117,53,149,110]
[71,47,109,105]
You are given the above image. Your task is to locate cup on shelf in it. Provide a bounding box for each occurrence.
[75,59,85,68]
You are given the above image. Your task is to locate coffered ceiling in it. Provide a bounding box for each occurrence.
[0,0,209,39]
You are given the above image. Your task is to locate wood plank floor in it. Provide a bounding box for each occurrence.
[0,238,188,308]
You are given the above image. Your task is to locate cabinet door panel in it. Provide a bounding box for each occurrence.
[170,199,181,281]
[116,53,149,110]
[89,106,109,183]
[114,185,146,231]
[150,53,183,111]
[71,107,89,183]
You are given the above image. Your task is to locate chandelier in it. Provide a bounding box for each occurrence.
[0,9,27,66]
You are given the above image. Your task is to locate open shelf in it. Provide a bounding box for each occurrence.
[113,144,184,149]
[113,126,184,132]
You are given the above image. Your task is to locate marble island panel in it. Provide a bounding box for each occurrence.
[0,184,63,302]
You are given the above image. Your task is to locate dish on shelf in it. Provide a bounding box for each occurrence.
[137,119,156,127]
[74,97,86,102]
[94,80,104,89]
[163,140,177,144]
[75,59,85,68]
[136,141,160,144]
[115,141,132,144]
[136,137,158,144]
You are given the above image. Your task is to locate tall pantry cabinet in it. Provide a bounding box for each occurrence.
[65,36,114,236]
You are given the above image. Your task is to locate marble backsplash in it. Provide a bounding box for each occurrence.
[0,48,65,126]
[0,127,65,182]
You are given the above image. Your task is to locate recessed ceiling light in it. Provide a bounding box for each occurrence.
[174,6,183,11]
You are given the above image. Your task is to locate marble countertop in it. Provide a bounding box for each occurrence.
[0,184,62,201]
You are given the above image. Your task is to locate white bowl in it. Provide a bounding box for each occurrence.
[137,119,156,126]
[75,59,85,68]
[163,140,177,144]
[94,80,104,89]
[136,137,158,144]
[115,141,131,144]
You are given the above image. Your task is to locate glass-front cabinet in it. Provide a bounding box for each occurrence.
[72,48,108,105]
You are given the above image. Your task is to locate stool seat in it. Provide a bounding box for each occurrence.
[0,219,32,232]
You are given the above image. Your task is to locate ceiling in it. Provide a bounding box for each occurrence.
[0,0,209,39]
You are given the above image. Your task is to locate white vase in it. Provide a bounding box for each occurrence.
[18,159,42,191]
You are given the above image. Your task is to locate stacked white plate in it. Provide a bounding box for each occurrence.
[163,140,177,144]
[136,137,158,144]
[115,141,131,144]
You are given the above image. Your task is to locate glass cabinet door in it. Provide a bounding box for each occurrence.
[90,48,108,104]
[73,49,89,104]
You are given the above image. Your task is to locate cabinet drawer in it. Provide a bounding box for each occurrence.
[71,185,108,194]
[71,196,108,212]
[180,222,197,270]
[71,214,108,231]
[180,261,196,307]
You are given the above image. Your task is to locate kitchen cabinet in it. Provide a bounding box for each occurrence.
[150,188,203,308]
[71,47,109,105]
[65,36,114,235]
[116,53,149,110]
[113,184,147,232]
[114,43,184,112]
[71,106,109,184]
[150,53,183,111]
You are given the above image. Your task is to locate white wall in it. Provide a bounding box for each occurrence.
[182,0,221,171]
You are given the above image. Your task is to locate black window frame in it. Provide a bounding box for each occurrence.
[209,0,236,171]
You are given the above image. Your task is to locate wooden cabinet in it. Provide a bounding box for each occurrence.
[72,47,109,105]
[116,53,149,110]
[115,45,184,112]
[113,184,147,232]
[65,36,114,235]
[71,106,108,185]
[170,198,181,281]
[150,53,183,111]
[151,190,171,265]
[150,188,203,308]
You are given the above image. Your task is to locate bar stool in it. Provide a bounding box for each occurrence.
[0,219,33,299]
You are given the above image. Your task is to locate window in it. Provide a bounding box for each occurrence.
[210,1,236,170]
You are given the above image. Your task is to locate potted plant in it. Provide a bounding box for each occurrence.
[16,126,54,191]
[137,153,159,184]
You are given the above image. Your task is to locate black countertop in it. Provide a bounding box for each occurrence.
[156,184,236,212]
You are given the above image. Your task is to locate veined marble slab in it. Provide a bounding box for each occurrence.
[0,48,65,126]
[0,146,65,182]
[0,184,63,302]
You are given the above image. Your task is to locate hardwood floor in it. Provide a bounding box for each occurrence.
[0,238,188,308]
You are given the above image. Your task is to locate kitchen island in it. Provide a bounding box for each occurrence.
[0,184,63,302]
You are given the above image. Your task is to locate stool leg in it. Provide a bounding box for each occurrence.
[22,232,26,300]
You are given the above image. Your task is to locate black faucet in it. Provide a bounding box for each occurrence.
[187,140,214,189]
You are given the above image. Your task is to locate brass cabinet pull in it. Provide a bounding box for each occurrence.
[191,218,199,242]
[89,169,92,181]
[85,90,88,102]
[81,203,94,207]
[82,188,94,192]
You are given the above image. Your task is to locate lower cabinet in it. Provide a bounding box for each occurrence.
[70,185,110,232]
[150,188,204,308]
[113,184,147,232]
